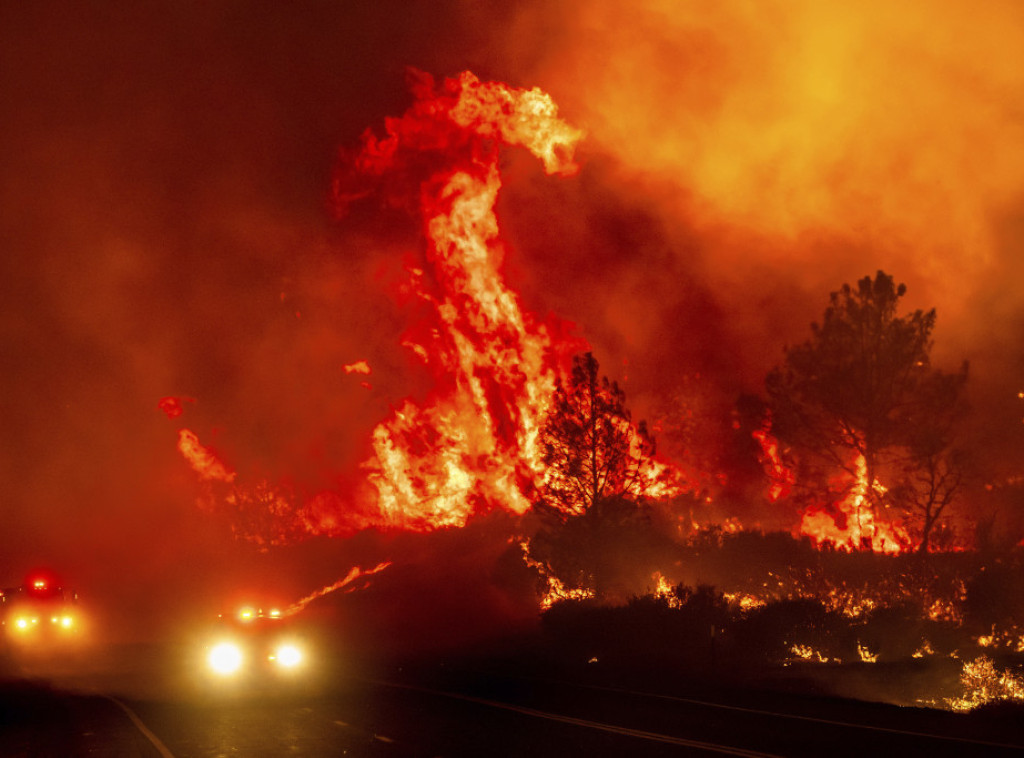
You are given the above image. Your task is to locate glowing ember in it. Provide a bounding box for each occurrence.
[343,360,373,389]
[177,429,236,484]
[973,625,1024,653]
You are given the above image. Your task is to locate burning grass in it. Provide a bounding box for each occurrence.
[946,656,1024,712]
[532,530,1024,712]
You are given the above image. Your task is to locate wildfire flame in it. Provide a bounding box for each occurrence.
[347,71,586,530]
[282,562,391,618]
[164,72,590,541]
[754,422,912,554]
[519,539,594,610]
[947,657,1024,712]
[752,424,793,503]
[652,572,682,608]
[799,453,910,554]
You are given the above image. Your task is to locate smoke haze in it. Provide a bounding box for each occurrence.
[2,1,1023,636]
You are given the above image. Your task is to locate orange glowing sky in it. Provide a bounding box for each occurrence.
[507,0,1024,364]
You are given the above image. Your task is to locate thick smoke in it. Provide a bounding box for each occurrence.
[500,0,1024,473]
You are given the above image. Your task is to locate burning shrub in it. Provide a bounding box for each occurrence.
[946,656,1024,712]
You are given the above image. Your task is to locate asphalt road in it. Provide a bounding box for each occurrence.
[2,643,1024,757]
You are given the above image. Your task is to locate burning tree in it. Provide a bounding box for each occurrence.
[766,271,968,552]
[529,352,672,601]
[539,352,656,515]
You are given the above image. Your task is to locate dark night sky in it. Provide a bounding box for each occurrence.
[2,1,1024,632]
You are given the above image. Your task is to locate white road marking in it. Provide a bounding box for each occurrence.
[579,680,1024,751]
[375,681,781,757]
[105,696,177,758]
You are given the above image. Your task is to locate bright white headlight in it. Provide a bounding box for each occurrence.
[208,642,244,675]
[275,644,302,668]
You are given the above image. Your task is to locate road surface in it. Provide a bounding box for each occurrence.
[1,643,1022,757]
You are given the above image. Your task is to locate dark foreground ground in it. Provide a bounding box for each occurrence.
[2,636,1024,757]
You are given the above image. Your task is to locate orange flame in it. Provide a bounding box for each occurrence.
[520,539,594,610]
[754,422,911,553]
[798,453,910,553]
[752,425,793,502]
[353,71,586,530]
[164,72,591,541]
[282,562,391,617]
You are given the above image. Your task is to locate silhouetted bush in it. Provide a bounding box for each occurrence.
[849,603,958,663]
[541,585,732,669]
[964,556,1024,633]
[538,537,1024,680]
[730,598,849,663]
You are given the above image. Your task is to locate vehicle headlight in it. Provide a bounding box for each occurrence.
[274,644,302,668]
[59,615,74,629]
[208,642,244,675]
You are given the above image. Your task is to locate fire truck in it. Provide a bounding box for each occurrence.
[0,573,82,647]
[202,605,309,685]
